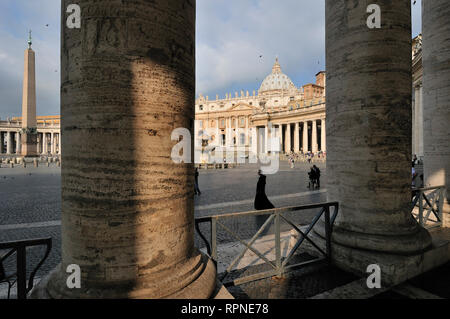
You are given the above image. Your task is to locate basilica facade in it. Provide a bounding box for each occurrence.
[194,58,326,163]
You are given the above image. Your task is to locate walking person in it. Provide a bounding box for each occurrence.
[313,165,321,189]
[194,168,201,195]
[254,170,275,210]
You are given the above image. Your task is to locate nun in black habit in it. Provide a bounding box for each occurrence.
[254,170,275,210]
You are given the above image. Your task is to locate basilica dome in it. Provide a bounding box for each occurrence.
[259,58,296,94]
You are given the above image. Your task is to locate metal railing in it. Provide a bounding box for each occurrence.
[411,185,446,229]
[195,202,338,287]
[0,238,52,299]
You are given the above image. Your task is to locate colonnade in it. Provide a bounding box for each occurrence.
[0,130,60,155]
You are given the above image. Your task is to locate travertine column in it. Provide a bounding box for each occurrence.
[0,132,3,154]
[6,132,12,155]
[264,125,269,153]
[16,132,21,155]
[36,0,216,299]
[294,122,300,153]
[423,0,450,204]
[51,132,56,155]
[215,119,220,147]
[302,122,308,153]
[42,133,47,154]
[311,120,318,153]
[413,86,420,155]
[321,0,430,259]
[321,119,326,152]
[278,125,283,151]
[251,127,258,155]
[285,123,291,153]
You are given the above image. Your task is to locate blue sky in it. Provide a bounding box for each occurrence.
[0,0,423,118]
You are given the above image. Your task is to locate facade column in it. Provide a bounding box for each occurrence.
[311,120,318,153]
[51,132,56,155]
[278,125,283,152]
[0,132,3,154]
[43,133,47,154]
[215,118,220,147]
[264,125,269,154]
[321,118,326,152]
[33,0,216,299]
[6,132,12,155]
[423,0,450,206]
[302,121,308,153]
[16,132,21,155]
[294,122,300,153]
[320,0,431,280]
[285,123,291,153]
[251,127,258,156]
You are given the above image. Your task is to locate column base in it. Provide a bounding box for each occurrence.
[298,224,448,286]
[30,252,217,299]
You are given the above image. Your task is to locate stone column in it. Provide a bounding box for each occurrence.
[215,119,220,147]
[302,122,308,153]
[321,0,431,276]
[294,122,300,153]
[418,84,424,158]
[34,0,216,299]
[0,132,3,154]
[6,132,12,155]
[16,132,21,155]
[278,125,283,152]
[43,133,47,154]
[264,125,269,154]
[251,127,258,156]
[321,118,326,152]
[413,86,420,155]
[51,132,56,155]
[285,123,291,153]
[423,0,450,204]
[311,120,318,153]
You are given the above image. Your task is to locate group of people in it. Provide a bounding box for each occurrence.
[308,165,321,189]
[286,151,326,167]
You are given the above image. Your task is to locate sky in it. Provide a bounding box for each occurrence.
[0,0,423,118]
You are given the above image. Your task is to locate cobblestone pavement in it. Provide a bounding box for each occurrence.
[0,161,327,294]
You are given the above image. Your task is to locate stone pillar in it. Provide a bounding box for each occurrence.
[278,125,283,152]
[321,0,431,276]
[51,132,56,155]
[294,122,300,153]
[16,132,21,155]
[321,119,326,152]
[311,120,318,153]
[215,119,220,147]
[423,0,450,204]
[6,132,12,155]
[0,132,3,154]
[285,123,291,153]
[413,86,420,156]
[42,133,47,154]
[264,125,269,154]
[251,127,258,155]
[302,122,308,153]
[34,0,216,299]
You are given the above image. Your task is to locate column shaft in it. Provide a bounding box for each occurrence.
[294,122,300,153]
[311,120,318,153]
[303,122,308,153]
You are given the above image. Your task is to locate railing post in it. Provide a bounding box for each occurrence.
[275,212,281,275]
[438,187,445,223]
[419,190,424,226]
[16,247,27,299]
[324,206,331,263]
[211,217,218,266]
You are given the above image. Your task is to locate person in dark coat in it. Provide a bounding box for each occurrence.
[254,170,275,210]
[313,165,321,188]
[194,168,201,195]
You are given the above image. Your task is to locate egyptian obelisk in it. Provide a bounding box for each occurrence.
[21,30,38,157]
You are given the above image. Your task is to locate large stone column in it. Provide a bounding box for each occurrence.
[302,121,309,153]
[6,132,12,155]
[311,120,318,153]
[423,0,450,206]
[35,0,215,299]
[320,118,326,152]
[285,123,291,153]
[294,122,300,153]
[264,125,269,154]
[16,132,21,155]
[413,86,421,156]
[321,0,431,273]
